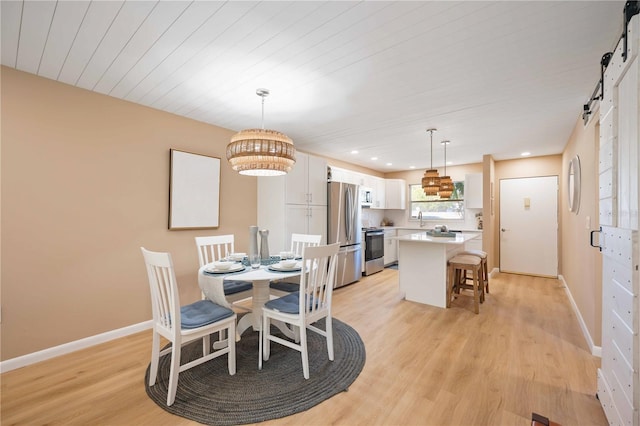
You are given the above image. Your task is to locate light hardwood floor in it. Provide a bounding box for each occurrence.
[1,270,606,425]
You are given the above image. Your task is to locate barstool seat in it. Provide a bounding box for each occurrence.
[447,254,483,314]
[459,249,489,294]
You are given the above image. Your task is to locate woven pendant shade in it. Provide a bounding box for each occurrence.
[439,176,453,199]
[226,128,295,176]
[422,170,441,195]
[422,128,440,196]
[226,88,296,176]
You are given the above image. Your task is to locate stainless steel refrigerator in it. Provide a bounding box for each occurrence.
[327,181,362,287]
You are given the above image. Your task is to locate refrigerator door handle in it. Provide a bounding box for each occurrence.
[344,186,352,243]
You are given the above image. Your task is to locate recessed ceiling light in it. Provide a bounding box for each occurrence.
[386,162,392,166]
[521,152,531,156]
[409,166,416,169]
[447,161,453,165]
[351,150,358,154]
[371,157,378,161]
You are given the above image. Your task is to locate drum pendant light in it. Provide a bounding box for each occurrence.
[421,128,441,196]
[439,140,453,199]
[226,88,296,176]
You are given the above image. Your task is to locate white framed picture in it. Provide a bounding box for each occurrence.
[169,149,220,230]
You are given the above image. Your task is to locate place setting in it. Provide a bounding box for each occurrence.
[202,253,248,275]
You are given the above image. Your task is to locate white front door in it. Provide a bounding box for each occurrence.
[499,176,558,277]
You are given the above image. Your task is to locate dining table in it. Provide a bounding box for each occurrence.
[198,260,303,337]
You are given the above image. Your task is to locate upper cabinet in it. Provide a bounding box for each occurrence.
[371,176,386,209]
[385,179,406,209]
[465,173,483,209]
[328,166,406,210]
[259,152,328,253]
[286,152,327,206]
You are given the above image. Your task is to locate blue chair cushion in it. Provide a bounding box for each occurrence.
[269,281,299,293]
[223,280,252,295]
[264,291,300,314]
[180,300,234,329]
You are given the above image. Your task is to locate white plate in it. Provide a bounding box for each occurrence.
[229,253,246,261]
[205,263,245,274]
[268,262,302,272]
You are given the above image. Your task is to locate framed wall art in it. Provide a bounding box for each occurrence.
[169,149,220,230]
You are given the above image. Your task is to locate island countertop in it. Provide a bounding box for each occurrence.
[393,231,479,245]
[394,231,479,308]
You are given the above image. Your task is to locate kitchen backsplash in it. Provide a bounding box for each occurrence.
[363,207,482,230]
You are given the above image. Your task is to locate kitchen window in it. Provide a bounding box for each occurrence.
[409,182,464,220]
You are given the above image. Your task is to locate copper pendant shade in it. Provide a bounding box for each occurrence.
[226,89,296,176]
[422,128,440,196]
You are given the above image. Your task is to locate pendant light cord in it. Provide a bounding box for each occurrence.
[427,129,435,169]
[443,141,447,175]
[261,95,265,130]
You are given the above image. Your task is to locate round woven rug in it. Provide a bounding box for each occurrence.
[145,318,365,425]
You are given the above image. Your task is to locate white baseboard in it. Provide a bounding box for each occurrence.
[0,320,153,373]
[558,275,602,357]
[489,267,499,278]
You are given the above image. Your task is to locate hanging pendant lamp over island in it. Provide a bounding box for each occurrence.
[438,140,454,199]
[226,88,296,176]
[421,128,441,196]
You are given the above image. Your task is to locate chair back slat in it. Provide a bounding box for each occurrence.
[195,235,235,267]
[290,233,322,258]
[141,247,181,333]
[299,243,340,317]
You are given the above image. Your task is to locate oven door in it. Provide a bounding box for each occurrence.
[365,232,384,260]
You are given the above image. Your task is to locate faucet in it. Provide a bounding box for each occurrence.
[418,211,425,227]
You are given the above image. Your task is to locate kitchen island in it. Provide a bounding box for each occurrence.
[393,231,480,308]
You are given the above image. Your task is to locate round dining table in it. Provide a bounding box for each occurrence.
[198,262,302,337]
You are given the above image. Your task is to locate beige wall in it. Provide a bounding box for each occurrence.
[561,115,602,346]
[1,67,257,360]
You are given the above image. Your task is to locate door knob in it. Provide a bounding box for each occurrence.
[501,228,508,232]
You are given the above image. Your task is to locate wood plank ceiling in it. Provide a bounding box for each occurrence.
[0,1,625,171]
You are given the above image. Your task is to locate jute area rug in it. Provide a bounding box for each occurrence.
[145,318,366,425]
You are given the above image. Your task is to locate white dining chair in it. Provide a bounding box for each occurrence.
[141,247,236,406]
[290,233,322,257]
[195,235,253,306]
[270,233,322,297]
[259,243,340,379]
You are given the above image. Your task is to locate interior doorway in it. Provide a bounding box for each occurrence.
[499,176,558,277]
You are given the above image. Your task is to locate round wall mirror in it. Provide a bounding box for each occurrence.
[568,155,581,213]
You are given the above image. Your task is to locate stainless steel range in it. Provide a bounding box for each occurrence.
[363,227,384,276]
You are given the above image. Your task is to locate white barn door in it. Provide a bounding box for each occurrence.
[597,14,640,426]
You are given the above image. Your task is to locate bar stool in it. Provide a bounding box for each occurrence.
[447,254,483,314]
[459,249,489,294]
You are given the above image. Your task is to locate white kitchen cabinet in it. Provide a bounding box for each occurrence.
[258,153,328,254]
[465,173,483,209]
[383,229,397,265]
[385,179,406,209]
[286,152,327,206]
[371,176,386,209]
[329,166,350,184]
[284,204,326,248]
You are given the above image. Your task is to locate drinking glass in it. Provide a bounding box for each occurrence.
[250,254,261,269]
